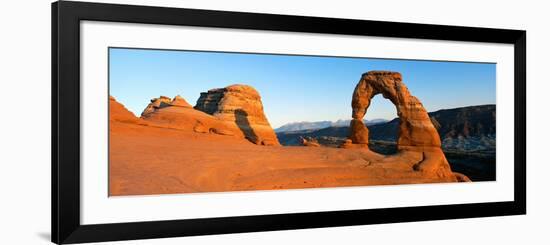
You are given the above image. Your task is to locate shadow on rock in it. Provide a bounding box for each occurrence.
[235,109,259,144]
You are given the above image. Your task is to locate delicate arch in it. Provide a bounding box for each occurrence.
[349,71,441,150]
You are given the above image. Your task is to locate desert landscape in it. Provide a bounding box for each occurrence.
[109,71,474,196]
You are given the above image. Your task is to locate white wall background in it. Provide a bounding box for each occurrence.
[0,0,547,244]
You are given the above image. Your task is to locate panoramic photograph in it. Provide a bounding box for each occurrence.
[108,48,496,196]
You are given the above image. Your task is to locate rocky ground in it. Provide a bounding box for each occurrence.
[110,120,463,196]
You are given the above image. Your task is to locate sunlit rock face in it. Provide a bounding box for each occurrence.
[141,95,172,118]
[350,71,441,149]
[194,84,280,146]
[347,71,462,180]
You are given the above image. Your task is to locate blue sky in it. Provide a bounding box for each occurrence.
[109,48,496,128]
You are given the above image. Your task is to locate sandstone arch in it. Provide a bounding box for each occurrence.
[346,71,468,180]
[349,71,441,151]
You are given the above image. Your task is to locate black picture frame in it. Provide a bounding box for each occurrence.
[52,1,526,244]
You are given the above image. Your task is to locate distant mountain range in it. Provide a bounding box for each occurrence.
[275,119,388,133]
[276,105,496,153]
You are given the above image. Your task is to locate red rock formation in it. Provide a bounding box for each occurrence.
[170,95,192,108]
[350,71,441,149]
[195,84,280,146]
[139,95,236,135]
[141,95,172,117]
[349,119,369,145]
[135,86,280,146]
[109,96,140,124]
[348,71,466,180]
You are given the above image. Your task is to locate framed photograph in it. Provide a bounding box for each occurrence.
[52,1,526,244]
